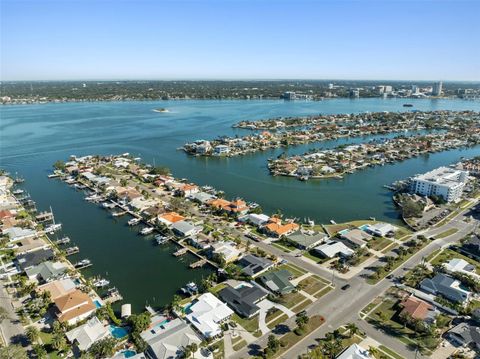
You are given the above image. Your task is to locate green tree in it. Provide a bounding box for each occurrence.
[88,337,117,358]
[32,344,48,359]
[53,160,66,171]
[26,325,40,343]
[128,311,151,333]
[52,333,67,352]
[345,323,359,338]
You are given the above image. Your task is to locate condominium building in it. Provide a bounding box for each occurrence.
[410,166,468,202]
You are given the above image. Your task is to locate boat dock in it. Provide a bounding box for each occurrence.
[74,259,92,269]
[173,247,188,257]
[112,210,127,217]
[103,288,123,304]
[64,246,79,256]
[55,236,71,245]
[190,259,207,268]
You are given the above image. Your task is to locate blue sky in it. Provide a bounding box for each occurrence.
[1,0,479,81]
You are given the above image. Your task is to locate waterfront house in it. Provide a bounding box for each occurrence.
[141,317,201,359]
[12,237,50,255]
[446,322,480,351]
[189,191,215,204]
[185,292,234,338]
[243,213,270,227]
[458,234,480,262]
[219,283,268,318]
[157,212,185,227]
[188,233,214,250]
[420,273,471,303]
[443,258,480,280]
[339,229,371,248]
[263,218,299,238]
[399,295,437,324]
[142,206,166,220]
[3,226,37,242]
[0,209,14,220]
[54,289,97,325]
[286,230,327,250]
[363,223,397,237]
[336,344,373,359]
[36,278,77,300]
[171,220,200,237]
[314,241,355,258]
[208,198,249,216]
[129,197,158,212]
[213,145,230,155]
[211,241,242,263]
[237,254,274,277]
[16,248,54,271]
[258,269,295,295]
[25,261,68,283]
[177,184,199,197]
[66,316,111,352]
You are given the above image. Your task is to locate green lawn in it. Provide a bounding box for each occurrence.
[303,250,329,264]
[276,316,325,356]
[394,227,413,240]
[232,338,247,351]
[209,283,227,295]
[298,276,327,296]
[271,242,293,253]
[368,237,394,252]
[290,298,312,313]
[231,313,261,336]
[267,313,288,329]
[434,228,458,239]
[277,263,306,278]
[378,345,406,359]
[431,248,480,274]
[278,291,308,309]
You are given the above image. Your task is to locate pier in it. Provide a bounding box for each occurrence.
[64,246,79,256]
[103,288,123,304]
[55,236,71,245]
[189,259,207,268]
[173,247,188,257]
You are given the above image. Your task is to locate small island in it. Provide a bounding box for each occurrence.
[153,108,169,113]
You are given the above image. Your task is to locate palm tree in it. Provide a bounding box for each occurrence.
[26,326,40,343]
[368,346,379,358]
[52,333,67,352]
[345,322,359,338]
[0,344,28,359]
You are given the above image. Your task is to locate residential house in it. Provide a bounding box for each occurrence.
[314,241,355,258]
[447,322,480,351]
[66,316,111,352]
[54,289,97,325]
[286,231,327,250]
[399,295,437,324]
[177,184,199,197]
[243,213,270,227]
[209,198,249,216]
[444,258,480,280]
[219,284,268,318]
[211,241,242,263]
[336,344,373,359]
[12,237,50,255]
[363,223,397,237]
[188,233,214,250]
[171,220,200,237]
[420,273,471,303]
[263,218,299,238]
[25,261,68,283]
[237,254,274,277]
[213,145,230,155]
[16,248,54,271]
[36,278,77,300]
[458,234,480,262]
[185,292,234,338]
[259,269,295,295]
[158,212,185,227]
[3,227,37,242]
[142,317,201,359]
[339,229,371,248]
[189,192,215,205]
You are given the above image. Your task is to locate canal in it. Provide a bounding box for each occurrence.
[1,98,479,311]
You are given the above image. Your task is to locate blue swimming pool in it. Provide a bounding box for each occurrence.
[94,300,102,308]
[122,350,136,358]
[359,224,370,230]
[109,325,129,339]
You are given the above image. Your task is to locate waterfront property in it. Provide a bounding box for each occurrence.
[258,269,295,295]
[54,289,97,325]
[410,166,469,202]
[65,316,112,352]
[218,282,268,318]
[419,273,471,304]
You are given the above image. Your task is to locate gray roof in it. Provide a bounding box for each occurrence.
[16,249,54,271]
[142,318,201,359]
[171,220,196,236]
[448,322,480,347]
[25,261,67,282]
[65,316,110,351]
[219,285,267,318]
[190,192,215,203]
[420,273,470,303]
[237,254,273,276]
[287,231,327,249]
[259,269,295,294]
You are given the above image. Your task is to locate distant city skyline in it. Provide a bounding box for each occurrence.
[1,0,479,81]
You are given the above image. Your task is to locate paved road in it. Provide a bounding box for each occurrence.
[0,282,29,348]
[230,205,477,359]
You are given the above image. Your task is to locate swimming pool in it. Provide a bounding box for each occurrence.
[122,350,136,358]
[109,325,129,339]
[94,300,102,308]
[359,224,370,231]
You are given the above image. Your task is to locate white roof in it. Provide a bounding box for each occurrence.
[186,293,233,338]
[314,241,354,258]
[66,316,110,351]
[211,241,241,261]
[336,344,372,359]
[444,258,471,272]
[247,213,270,222]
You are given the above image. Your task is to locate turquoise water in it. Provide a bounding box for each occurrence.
[94,300,102,308]
[1,98,479,311]
[109,325,129,339]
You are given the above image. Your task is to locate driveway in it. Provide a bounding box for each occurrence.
[257,299,295,335]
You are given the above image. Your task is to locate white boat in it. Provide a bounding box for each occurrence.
[12,189,24,195]
[85,194,103,202]
[65,178,76,184]
[181,282,198,295]
[102,202,116,209]
[140,227,154,235]
[330,220,337,225]
[127,218,141,226]
[93,278,110,288]
[45,223,62,233]
[75,259,91,268]
[75,183,86,189]
[155,234,169,244]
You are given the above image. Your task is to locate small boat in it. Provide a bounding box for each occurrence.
[403,103,414,107]
[85,194,103,202]
[140,227,154,235]
[127,217,141,226]
[102,202,116,209]
[48,173,60,179]
[112,211,127,217]
[45,223,62,233]
[330,220,337,224]
[93,278,110,288]
[55,236,71,245]
[74,183,86,189]
[12,189,24,195]
[75,259,91,268]
[181,282,198,296]
[155,234,169,244]
[65,178,76,184]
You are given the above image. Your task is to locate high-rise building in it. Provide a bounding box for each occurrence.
[411,85,419,94]
[410,166,468,202]
[349,88,359,98]
[432,81,443,96]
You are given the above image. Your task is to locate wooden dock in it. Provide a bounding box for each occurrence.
[64,246,79,256]
[173,248,188,257]
[190,259,207,268]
